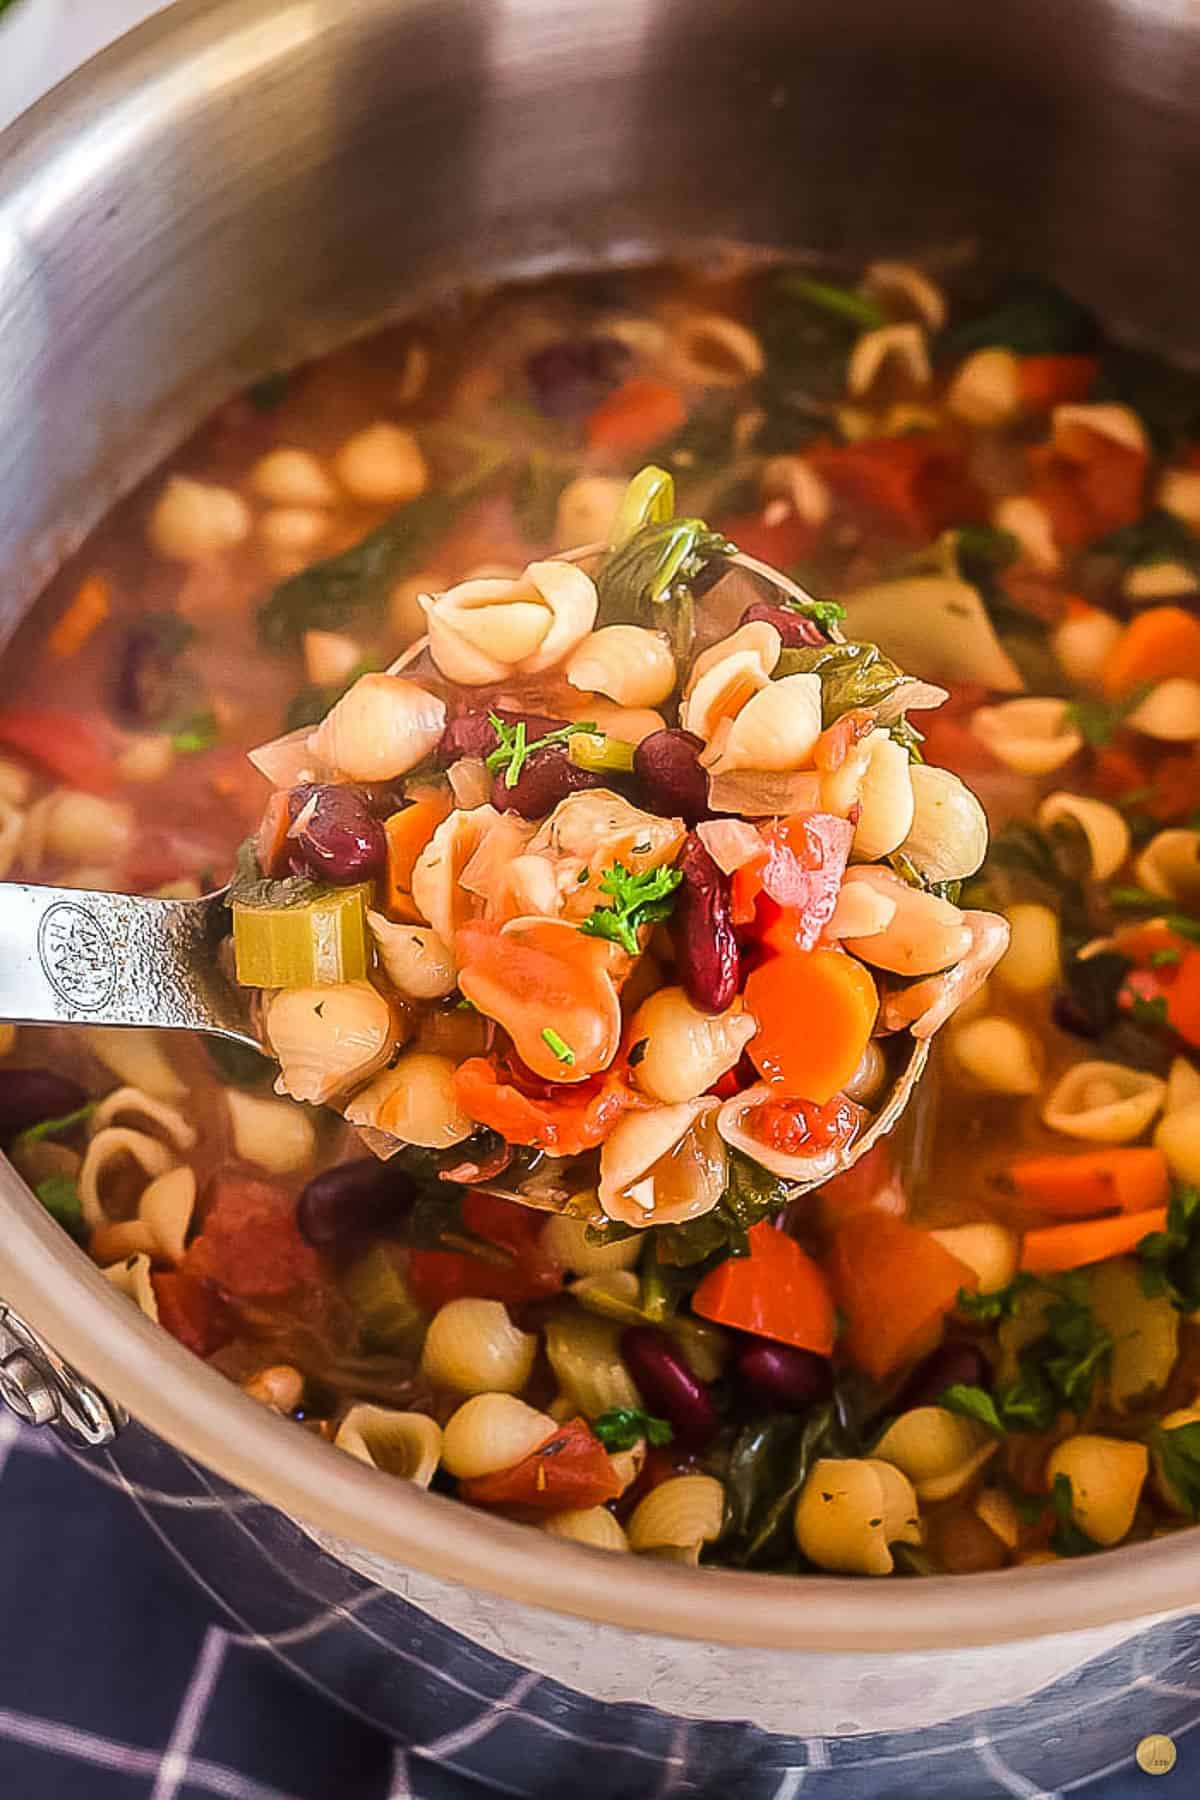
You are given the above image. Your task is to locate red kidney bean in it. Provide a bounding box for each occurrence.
[670,833,739,1012]
[437,708,572,767]
[114,619,186,724]
[891,1341,991,1414]
[632,728,710,824]
[525,336,631,418]
[735,1340,833,1412]
[286,783,386,884]
[296,1159,418,1252]
[0,1070,89,1147]
[621,1325,720,1450]
[491,747,609,819]
[1050,993,1104,1040]
[738,600,827,648]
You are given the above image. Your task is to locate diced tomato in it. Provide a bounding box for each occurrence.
[1146,746,1200,822]
[0,706,117,793]
[716,507,817,569]
[1029,428,1146,549]
[406,1246,562,1310]
[151,1271,232,1357]
[1016,354,1098,412]
[806,436,986,541]
[585,379,687,455]
[692,1221,837,1354]
[1166,951,1200,1048]
[183,1171,323,1299]
[453,1057,645,1155]
[459,1418,622,1512]
[744,1093,863,1160]
[816,1141,904,1229]
[1090,739,1150,808]
[731,813,854,950]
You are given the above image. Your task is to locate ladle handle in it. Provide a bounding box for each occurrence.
[0,882,249,1039]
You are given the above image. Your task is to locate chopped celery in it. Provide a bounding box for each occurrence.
[232,882,371,987]
[343,1244,425,1350]
[568,732,636,774]
[611,464,676,547]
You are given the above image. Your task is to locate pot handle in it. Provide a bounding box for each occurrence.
[0,1302,125,1446]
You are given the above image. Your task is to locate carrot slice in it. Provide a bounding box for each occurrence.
[1009,1147,1170,1219]
[1019,1207,1168,1274]
[382,797,449,922]
[48,575,111,659]
[1101,605,1200,697]
[585,378,687,455]
[744,946,878,1104]
[692,1220,836,1354]
[1166,949,1200,1048]
[826,1213,976,1381]
[1017,354,1098,412]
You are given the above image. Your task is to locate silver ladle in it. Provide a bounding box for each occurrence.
[0,548,928,1189]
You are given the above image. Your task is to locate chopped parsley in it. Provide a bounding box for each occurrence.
[1153,1417,1200,1517]
[578,861,683,956]
[11,1104,95,1155]
[34,1173,85,1241]
[168,707,222,754]
[940,1384,1006,1435]
[484,713,595,789]
[541,1027,576,1067]
[1129,992,1170,1030]
[1138,1183,1200,1310]
[783,595,846,629]
[591,1408,673,1452]
[941,1274,1112,1435]
[955,1275,1035,1324]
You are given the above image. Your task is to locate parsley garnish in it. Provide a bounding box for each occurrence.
[940,1384,1006,1435]
[1152,1418,1200,1517]
[592,1408,673,1452]
[11,1104,95,1155]
[942,1275,1112,1435]
[955,1275,1034,1324]
[1130,993,1170,1030]
[578,861,683,956]
[484,713,594,789]
[1138,1183,1200,1309]
[783,595,846,629]
[541,1027,576,1067]
[1049,1473,1102,1557]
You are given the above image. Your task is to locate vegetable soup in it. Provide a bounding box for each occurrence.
[4,259,1200,1576]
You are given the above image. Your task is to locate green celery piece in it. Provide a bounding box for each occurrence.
[568,733,636,774]
[232,882,372,987]
[343,1245,426,1351]
[610,465,676,547]
[257,446,508,650]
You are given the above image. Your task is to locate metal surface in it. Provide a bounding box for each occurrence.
[3,0,1200,1662]
[0,882,252,1041]
[0,1301,125,1445]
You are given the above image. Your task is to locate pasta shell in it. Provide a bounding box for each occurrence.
[149,476,250,561]
[85,1028,186,1101]
[335,1405,442,1486]
[899,764,988,883]
[717,1083,866,1184]
[422,560,597,683]
[627,987,757,1105]
[543,1310,641,1417]
[598,1099,726,1228]
[871,1406,998,1504]
[862,261,947,331]
[540,1213,643,1277]
[991,495,1060,573]
[79,1128,175,1230]
[308,673,446,781]
[369,915,458,1000]
[410,805,499,943]
[793,1457,920,1576]
[440,1393,556,1480]
[970,698,1083,774]
[1089,1258,1179,1410]
[1045,1435,1147,1547]
[334,422,428,506]
[543,1507,630,1552]
[880,908,1010,1039]
[1053,402,1147,458]
[554,475,626,549]
[421,1298,538,1395]
[626,1474,724,1559]
[848,730,915,861]
[137,1165,196,1265]
[841,576,1024,693]
[950,1016,1041,1095]
[1135,828,1200,906]
[670,310,764,385]
[267,981,395,1107]
[1039,792,1130,882]
[226,1090,317,1174]
[847,323,931,398]
[89,1086,196,1151]
[684,621,781,700]
[345,1052,473,1149]
[840,866,974,977]
[679,647,771,743]
[566,626,676,708]
[761,455,831,526]
[1042,1060,1166,1143]
[945,349,1021,427]
[701,673,824,776]
[103,1251,160,1322]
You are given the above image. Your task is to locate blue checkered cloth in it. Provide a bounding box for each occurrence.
[0,1409,1198,1800]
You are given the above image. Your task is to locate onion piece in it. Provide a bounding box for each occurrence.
[881,910,1011,1040]
[707,768,823,817]
[695,818,764,875]
[247,727,330,788]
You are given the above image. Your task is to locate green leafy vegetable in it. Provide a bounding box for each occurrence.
[485,713,595,789]
[654,1151,791,1268]
[11,1104,95,1155]
[783,594,846,629]
[1130,993,1170,1031]
[224,836,326,913]
[1152,1417,1200,1517]
[955,1274,1035,1323]
[611,466,675,547]
[578,861,683,957]
[947,1275,1112,1436]
[594,518,733,661]
[1049,1472,1102,1557]
[1138,1183,1200,1311]
[774,275,886,331]
[1093,350,1200,453]
[1064,684,1153,747]
[592,1408,673,1451]
[247,370,290,413]
[167,708,221,754]
[719,1389,863,1568]
[751,269,865,451]
[257,444,508,650]
[940,1384,1006,1435]
[951,524,1020,581]
[775,639,910,726]
[540,1027,576,1067]
[972,817,1095,958]
[940,278,1098,358]
[35,1174,86,1241]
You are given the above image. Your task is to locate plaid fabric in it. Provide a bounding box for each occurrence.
[0,1409,1198,1798]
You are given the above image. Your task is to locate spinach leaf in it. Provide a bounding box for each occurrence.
[955,1274,1035,1324]
[720,1400,853,1568]
[1092,507,1200,573]
[1049,1473,1103,1557]
[11,1104,94,1154]
[973,817,1095,957]
[594,518,733,661]
[1064,684,1153,747]
[1138,1183,1200,1311]
[655,1151,791,1267]
[592,1409,673,1451]
[950,1274,1112,1436]
[940,277,1098,359]
[35,1173,86,1242]
[775,639,909,725]
[751,269,864,451]
[257,448,508,651]
[224,837,327,912]
[1152,1417,1200,1517]
[941,1385,1006,1435]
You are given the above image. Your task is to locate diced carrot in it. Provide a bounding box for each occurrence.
[691,1220,836,1353]
[1019,1208,1168,1274]
[1101,605,1200,697]
[1111,918,1192,968]
[715,507,817,569]
[382,797,449,921]
[459,1418,622,1513]
[1031,420,1146,549]
[453,1057,643,1155]
[806,436,986,541]
[48,575,111,659]
[0,706,117,793]
[1017,354,1098,412]
[585,378,687,455]
[1009,1147,1170,1219]
[1166,950,1200,1048]
[826,1213,977,1381]
[744,946,878,1104]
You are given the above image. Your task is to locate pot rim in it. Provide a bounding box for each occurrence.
[2,0,1199,1654]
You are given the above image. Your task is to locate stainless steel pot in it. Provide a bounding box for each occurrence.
[3,0,1200,1774]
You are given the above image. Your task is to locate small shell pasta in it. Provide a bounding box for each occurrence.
[701,673,824,776]
[79,1128,175,1230]
[39,791,134,865]
[225,1090,317,1174]
[929,1222,1019,1294]
[897,764,988,883]
[554,475,626,549]
[411,806,499,943]
[840,867,972,977]
[1158,467,1200,528]
[793,1457,920,1576]
[1045,1434,1148,1547]
[848,731,915,862]
[626,987,757,1105]
[946,349,1021,428]
[308,673,447,781]
[421,1299,538,1396]
[598,1099,726,1228]
[334,422,428,505]
[970,698,1082,774]
[1088,1258,1178,1410]
[871,1406,998,1504]
[543,1309,642,1417]
[541,1212,643,1277]
[1134,829,1200,906]
[423,561,597,684]
[103,1251,160,1321]
[335,1405,443,1485]
[1155,1099,1200,1185]
[671,311,764,385]
[440,1393,556,1479]
[991,495,1060,572]
[267,982,395,1107]
[85,1028,186,1100]
[995,903,1060,994]
[251,447,336,508]
[1127,678,1200,742]
[1053,606,1123,689]
[149,476,250,560]
[847,323,931,398]
[862,261,947,330]
[344,1052,472,1149]
[1166,1056,1200,1115]
[1038,793,1129,882]
[137,1165,196,1265]
[1041,1060,1166,1143]
[626,1474,724,1562]
[950,1016,1041,1095]
[543,1507,630,1552]
[565,626,676,709]
[89,1086,196,1151]
[368,914,458,1000]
